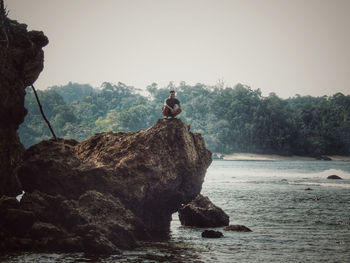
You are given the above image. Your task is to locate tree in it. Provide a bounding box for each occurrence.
[19,81,350,156]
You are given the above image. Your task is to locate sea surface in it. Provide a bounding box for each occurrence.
[2,160,350,262]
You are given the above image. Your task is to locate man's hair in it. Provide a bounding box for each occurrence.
[169,90,175,94]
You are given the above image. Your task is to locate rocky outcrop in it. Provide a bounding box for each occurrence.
[178,194,229,227]
[0,15,48,196]
[0,12,213,254]
[224,225,252,232]
[1,118,212,253]
[201,230,223,238]
[327,175,342,180]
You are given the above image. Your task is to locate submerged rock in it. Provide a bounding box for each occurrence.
[0,118,212,253]
[327,175,342,180]
[224,225,252,232]
[178,194,229,227]
[201,230,224,238]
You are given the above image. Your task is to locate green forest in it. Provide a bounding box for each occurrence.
[19,82,350,156]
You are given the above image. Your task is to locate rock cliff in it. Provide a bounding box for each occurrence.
[1,119,212,252]
[0,15,48,196]
[0,12,212,254]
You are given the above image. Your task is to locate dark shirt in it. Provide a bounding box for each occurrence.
[165,98,180,109]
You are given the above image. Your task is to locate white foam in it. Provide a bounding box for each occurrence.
[288,181,350,189]
[316,169,350,179]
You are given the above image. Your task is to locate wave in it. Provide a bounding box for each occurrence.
[288,181,350,189]
[316,169,350,179]
[204,179,263,184]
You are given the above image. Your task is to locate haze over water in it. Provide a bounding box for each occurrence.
[7,0,350,98]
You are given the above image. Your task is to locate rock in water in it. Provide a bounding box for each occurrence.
[224,225,252,232]
[327,175,342,180]
[7,118,212,253]
[0,17,48,197]
[316,155,331,161]
[201,230,224,238]
[178,194,229,227]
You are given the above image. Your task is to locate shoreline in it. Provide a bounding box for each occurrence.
[213,153,350,161]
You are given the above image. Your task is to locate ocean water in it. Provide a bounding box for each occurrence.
[170,160,350,263]
[2,160,350,262]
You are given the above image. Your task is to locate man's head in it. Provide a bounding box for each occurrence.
[169,90,175,98]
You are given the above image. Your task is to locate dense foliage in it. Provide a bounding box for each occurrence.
[19,82,350,156]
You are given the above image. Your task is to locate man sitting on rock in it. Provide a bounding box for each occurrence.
[162,90,182,118]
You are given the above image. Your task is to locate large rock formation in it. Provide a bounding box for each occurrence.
[0,11,213,254]
[0,14,48,196]
[1,119,212,253]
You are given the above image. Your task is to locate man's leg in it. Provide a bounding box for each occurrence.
[162,107,171,118]
[172,108,182,117]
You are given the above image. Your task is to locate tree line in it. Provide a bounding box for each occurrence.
[19,81,350,156]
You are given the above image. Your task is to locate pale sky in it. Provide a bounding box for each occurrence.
[6,0,350,98]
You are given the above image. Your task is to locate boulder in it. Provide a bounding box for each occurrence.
[178,194,229,227]
[201,230,224,238]
[327,175,342,180]
[224,225,252,232]
[0,13,213,254]
[1,118,211,253]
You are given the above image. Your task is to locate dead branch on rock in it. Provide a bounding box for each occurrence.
[31,85,57,140]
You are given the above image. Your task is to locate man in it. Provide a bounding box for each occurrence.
[162,90,182,118]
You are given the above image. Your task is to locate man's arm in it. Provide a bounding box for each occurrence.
[175,99,181,110]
